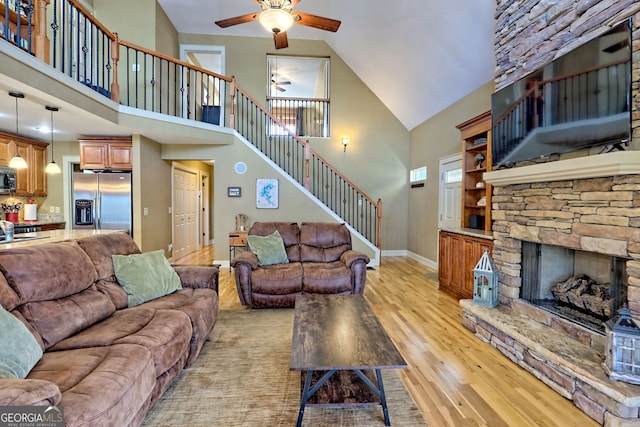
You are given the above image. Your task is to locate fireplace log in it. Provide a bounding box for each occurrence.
[551,274,614,318]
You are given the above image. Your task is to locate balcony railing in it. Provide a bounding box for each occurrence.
[2,0,382,248]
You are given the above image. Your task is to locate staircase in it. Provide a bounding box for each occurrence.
[3,0,381,251]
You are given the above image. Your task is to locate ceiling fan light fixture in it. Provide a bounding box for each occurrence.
[259,8,294,34]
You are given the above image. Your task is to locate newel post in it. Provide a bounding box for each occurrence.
[229,76,236,129]
[304,140,311,190]
[376,198,382,249]
[110,33,120,103]
[34,0,50,63]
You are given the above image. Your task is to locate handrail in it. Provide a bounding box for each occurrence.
[68,0,114,38]
[117,38,233,83]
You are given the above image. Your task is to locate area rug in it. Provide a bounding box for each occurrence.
[142,309,426,426]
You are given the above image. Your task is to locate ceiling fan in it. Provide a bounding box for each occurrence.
[271,75,291,92]
[215,0,341,49]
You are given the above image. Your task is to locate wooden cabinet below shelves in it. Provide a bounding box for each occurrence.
[438,230,493,299]
[79,137,132,170]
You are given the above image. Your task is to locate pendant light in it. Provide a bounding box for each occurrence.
[44,106,61,174]
[8,91,27,169]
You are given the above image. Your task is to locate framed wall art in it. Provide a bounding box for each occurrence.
[256,178,279,209]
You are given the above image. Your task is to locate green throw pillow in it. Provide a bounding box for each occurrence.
[248,230,289,266]
[0,305,43,379]
[113,250,182,307]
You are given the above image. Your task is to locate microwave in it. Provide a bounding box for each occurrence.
[0,166,17,194]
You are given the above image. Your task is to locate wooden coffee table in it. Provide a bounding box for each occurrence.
[290,294,408,426]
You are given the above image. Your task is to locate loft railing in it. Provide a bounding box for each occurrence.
[3,0,382,248]
[493,59,630,165]
[266,96,330,138]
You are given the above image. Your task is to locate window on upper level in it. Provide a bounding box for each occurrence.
[266,55,330,138]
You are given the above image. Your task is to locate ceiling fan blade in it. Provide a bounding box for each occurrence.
[279,80,291,85]
[215,13,259,28]
[276,85,287,92]
[293,12,341,32]
[273,31,289,49]
[291,0,301,6]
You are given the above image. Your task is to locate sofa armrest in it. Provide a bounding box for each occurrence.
[340,250,370,268]
[0,379,61,406]
[173,265,219,292]
[230,252,259,306]
[230,251,259,270]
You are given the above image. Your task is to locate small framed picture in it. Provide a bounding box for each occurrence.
[256,178,279,209]
[228,187,241,197]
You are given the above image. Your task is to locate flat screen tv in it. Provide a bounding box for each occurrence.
[492,19,632,168]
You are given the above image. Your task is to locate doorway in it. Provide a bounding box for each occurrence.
[172,166,198,261]
[180,44,226,124]
[438,154,462,229]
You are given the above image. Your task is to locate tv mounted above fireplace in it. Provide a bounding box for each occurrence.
[491,19,632,168]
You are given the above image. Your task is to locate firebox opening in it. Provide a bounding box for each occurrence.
[520,241,627,334]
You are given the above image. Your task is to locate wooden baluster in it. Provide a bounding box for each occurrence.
[34,0,50,63]
[376,198,382,249]
[110,32,120,102]
[304,140,310,190]
[229,76,236,129]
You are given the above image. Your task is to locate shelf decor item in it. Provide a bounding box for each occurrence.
[473,249,498,307]
[603,305,640,385]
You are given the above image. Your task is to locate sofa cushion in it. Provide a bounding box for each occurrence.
[0,272,20,312]
[248,230,289,266]
[249,222,301,262]
[251,262,303,296]
[27,344,156,427]
[302,261,354,294]
[0,240,98,302]
[113,250,182,307]
[49,306,192,377]
[300,222,352,262]
[0,304,42,379]
[76,232,141,281]
[19,287,116,349]
[137,287,218,366]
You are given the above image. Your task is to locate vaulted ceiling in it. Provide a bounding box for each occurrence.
[157,0,497,131]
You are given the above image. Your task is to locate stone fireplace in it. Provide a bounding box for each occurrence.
[460,152,640,425]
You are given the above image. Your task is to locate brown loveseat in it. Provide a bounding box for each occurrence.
[231,222,370,308]
[0,232,219,427]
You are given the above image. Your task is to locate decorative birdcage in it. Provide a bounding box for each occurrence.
[473,249,498,307]
[604,305,640,385]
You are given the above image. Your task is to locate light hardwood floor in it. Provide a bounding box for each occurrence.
[175,247,598,427]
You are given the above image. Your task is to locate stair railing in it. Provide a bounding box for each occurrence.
[17,0,382,248]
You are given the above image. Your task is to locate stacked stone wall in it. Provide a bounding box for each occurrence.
[492,174,640,315]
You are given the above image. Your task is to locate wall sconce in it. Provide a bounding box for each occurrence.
[341,137,349,152]
[8,91,27,169]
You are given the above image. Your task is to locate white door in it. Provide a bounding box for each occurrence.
[173,168,198,260]
[439,154,463,229]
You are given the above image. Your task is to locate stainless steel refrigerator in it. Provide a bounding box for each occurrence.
[72,171,132,234]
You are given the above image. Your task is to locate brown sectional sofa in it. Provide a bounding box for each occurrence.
[0,232,219,427]
[231,222,370,308]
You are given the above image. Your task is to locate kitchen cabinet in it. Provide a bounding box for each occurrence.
[0,131,48,196]
[438,230,492,299]
[79,137,132,170]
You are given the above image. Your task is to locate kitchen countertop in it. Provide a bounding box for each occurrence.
[0,229,124,249]
[12,221,66,228]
